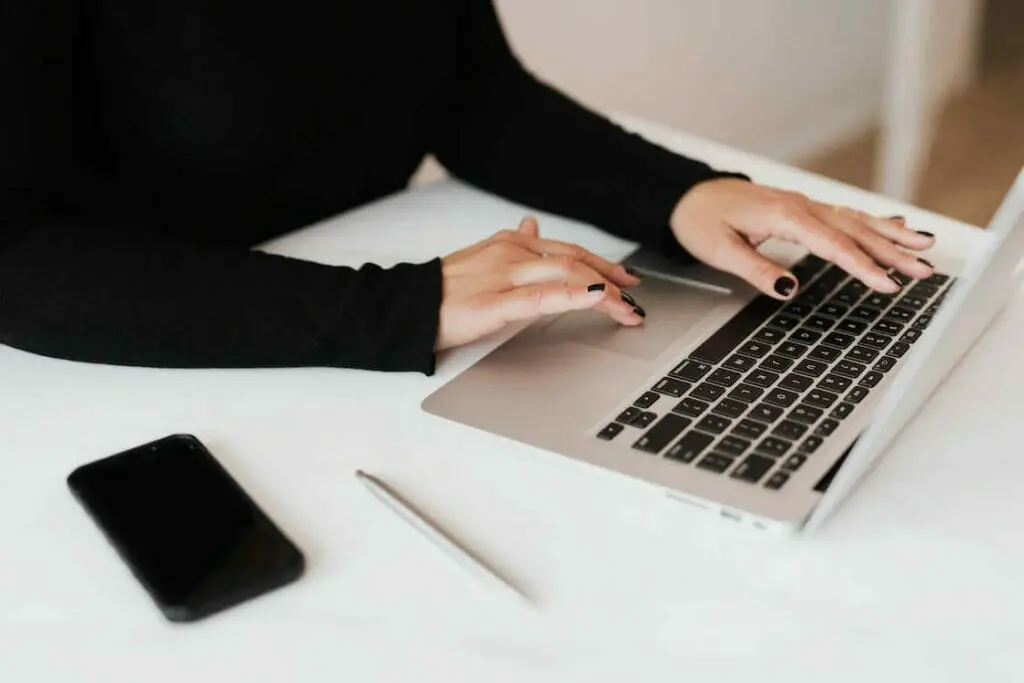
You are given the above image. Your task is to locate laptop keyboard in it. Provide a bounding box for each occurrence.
[596,254,954,491]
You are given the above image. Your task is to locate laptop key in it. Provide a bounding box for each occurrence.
[885,306,915,322]
[791,254,829,281]
[794,359,828,377]
[773,420,808,441]
[859,332,892,350]
[779,373,813,392]
[822,332,856,349]
[753,327,786,345]
[923,272,950,286]
[616,407,641,424]
[789,404,824,424]
[691,382,726,402]
[718,435,751,457]
[696,453,735,474]
[830,402,855,420]
[798,436,824,454]
[849,306,881,322]
[846,346,879,363]
[783,302,814,317]
[696,414,732,435]
[768,315,801,331]
[900,295,928,310]
[832,281,868,305]
[890,270,913,286]
[672,397,710,418]
[804,315,835,332]
[764,471,790,490]
[632,411,658,428]
[834,360,866,378]
[873,319,904,335]
[712,398,749,419]
[814,418,840,436]
[690,295,782,364]
[819,374,851,393]
[819,303,848,318]
[665,431,714,463]
[836,318,868,335]
[634,391,661,409]
[708,368,743,387]
[900,328,923,344]
[728,383,764,403]
[846,386,870,403]
[760,354,794,373]
[887,342,911,358]
[790,328,822,345]
[724,354,758,372]
[863,293,895,309]
[633,414,692,454]
[652,377,691,398]
[805,389,839,409]
[669,359,712,382]
[763,389,799,409]
[598,423,624,440]
[913,315,932,329]
[776,341,809,359]
[738,340,772,358]
[807,345,842,363]
[730,454,775,483]
[732,419,769,440]
[749,402,785,423]
[782,454,807,472]
[860,371,884,388]
[756,436,792,458]
[908,282,940,299]
[745,369,779,388]
[874,356,897,373]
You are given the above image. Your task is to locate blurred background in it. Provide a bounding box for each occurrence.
[417,0,1022,227]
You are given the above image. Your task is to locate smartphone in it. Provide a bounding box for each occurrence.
[67,434,304,622]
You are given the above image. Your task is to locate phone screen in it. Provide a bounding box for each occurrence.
[68,434,303,621]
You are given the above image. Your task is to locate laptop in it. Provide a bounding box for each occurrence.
[422,168,1024,533]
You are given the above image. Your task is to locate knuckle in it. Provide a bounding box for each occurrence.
[551,254,579,271]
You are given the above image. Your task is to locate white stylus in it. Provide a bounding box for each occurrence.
[354,470,529,605]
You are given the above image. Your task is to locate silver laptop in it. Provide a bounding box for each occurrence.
[423,168,1024,533]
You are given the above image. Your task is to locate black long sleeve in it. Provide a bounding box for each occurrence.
[0,0,742,372]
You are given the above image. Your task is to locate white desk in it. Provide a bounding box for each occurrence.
[3,122,1023,682]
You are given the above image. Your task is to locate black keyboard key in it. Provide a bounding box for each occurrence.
[730,454,775,483]
[776,341,809,359]
[724,354,757,372]
[804,315,835,332]
[846,386,870,404]
[830,402,855,420]
[819,303,848,318]
[753,327,786,345]
[696,453,735,474]
[670,359,712,382]
[763,389,800,409]
[691,383,726,402]
[597,423,624,440]
[634,391,661,409]
[924,305,940,317]
[616,407,641,424]
[832,281,868,305]
[651,377,691,397]
[923,272,950,286]
[773,420,808,441]
[814,418,840,436]
[672,397,710,418]
[819,374,851,393]
[863,293,895,309]
[633,414,692,454]
[885,306,915,322]
[859,332,892,350]
[789,403,824,425]
[718,435,751,457]
[756,437,792,458]
[745,369,779,388]
[632,411,658,428]
[822,332,856,348]
[836,318,869,335]
[860,371,884,388]
[708,368,743,387]
[760,355,794,373]
[748,402,785,423]
[728,383,764,403]
[779,373,813,392]
[805,389,839,409]
[738,340,772,358]
[783,302,814,317]
[873,319,904,335]
[791,254,829,281]
[713,398,749,419]
[807,345,842,363]
[900,295,928,310]
[696,414,732,435]
[798,436,824,454]
[811,265,849,293]
[764,471,790,490]
[874,356,897,373]
[689,296,782,364]
[849,306,882,322]
[890,270,913,286]
[794,359,829,377]
[665,431,714,463]
[900,328,923,344]
[790,328,822,345]
[908,282,940,299]
[732,419,768,441]
[768,315,800,331]
[847,346,879,363]
[782,453,807,472]
[887,342,911,358]
[913,315,932,329]
[834,360,866,378]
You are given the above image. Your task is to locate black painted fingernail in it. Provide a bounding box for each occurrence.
[624,266,640,277]
[587,283,606,292]
[620,291,637,307]
[773,276,797,297]
[888,273,904,288]
[632,304,647,318]
[917,257,933,268]
[917,230,935,238]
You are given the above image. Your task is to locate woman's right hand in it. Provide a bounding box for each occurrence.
[435,217,645,351]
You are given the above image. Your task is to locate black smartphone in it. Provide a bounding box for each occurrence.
[67,434,304,622]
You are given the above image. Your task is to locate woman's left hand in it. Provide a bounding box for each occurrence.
[669,178,937,300]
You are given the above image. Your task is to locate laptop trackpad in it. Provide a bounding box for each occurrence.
[535,276,729,361]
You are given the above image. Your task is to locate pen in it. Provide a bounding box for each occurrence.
[354,470,529,605]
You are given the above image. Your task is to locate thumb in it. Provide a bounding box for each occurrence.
[517,215,540,238]
[711,234,799,300]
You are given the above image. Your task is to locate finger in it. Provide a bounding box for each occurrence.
[508,233,640,287]
[508,256,641,325]
[703,232,799,300]
[860,213,936,251]
[492,282,628,325]
[812,205,933,280]
[517,215,540,238]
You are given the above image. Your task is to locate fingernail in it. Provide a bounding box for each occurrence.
[624,266,640,277]
[621,291,637,307]
[773,276,797,297]
[888,215,905,222]
[587,283,606,292]
[917,257,933,268]
[632,304,647,318]
[917,230,935,238]
[888,273,904,289]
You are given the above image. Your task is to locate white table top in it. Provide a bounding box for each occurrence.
[4,119,1023,682]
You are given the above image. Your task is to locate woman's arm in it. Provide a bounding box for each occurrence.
[0,0,440,372]
[430,0,747,261]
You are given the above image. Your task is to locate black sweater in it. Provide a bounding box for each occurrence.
[0,0,740,374]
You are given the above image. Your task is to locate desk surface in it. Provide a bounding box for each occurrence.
[3,119,1023,682]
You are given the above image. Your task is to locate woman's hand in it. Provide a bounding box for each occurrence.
[670,178,937,299]
[436,217,644,351]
